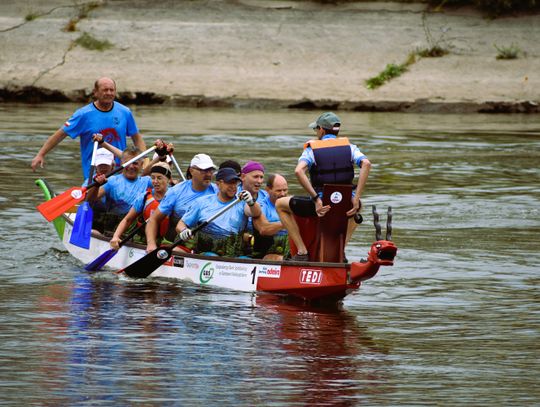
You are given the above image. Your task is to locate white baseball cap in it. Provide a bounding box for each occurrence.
[95,148,114,166]
[190,153,216,170]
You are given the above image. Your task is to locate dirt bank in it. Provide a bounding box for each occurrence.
[1,0,539,113]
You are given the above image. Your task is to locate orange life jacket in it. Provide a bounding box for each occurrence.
[142,189,169,237]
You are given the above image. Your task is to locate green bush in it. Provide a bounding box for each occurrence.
[494,43,521,59]
[366,63,409,89]
[74,32,113,51]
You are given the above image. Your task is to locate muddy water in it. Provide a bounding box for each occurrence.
[0,103,538,405]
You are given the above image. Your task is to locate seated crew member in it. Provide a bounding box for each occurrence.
[240,161,269,203]
[87,147,153,234]
[176,167,261,257]
[84,147,115,215]
[145,153,218,252]
[276,112,371,261]
[83,147,115,186]
[218,159,242,176]
[94,148,115,175]
[109,162,172,250]
[240,165,289,259]
[238,160,270,255]
[252,173,290,260]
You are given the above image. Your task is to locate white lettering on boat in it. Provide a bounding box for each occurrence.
[300,269,323,285]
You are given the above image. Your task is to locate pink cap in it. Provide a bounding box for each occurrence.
[241,161,265,174]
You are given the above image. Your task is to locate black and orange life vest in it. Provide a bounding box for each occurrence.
[304,137,354,192]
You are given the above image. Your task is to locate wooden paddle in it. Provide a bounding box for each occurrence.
[120,196,242,279]
[69,141,98,249]
[169,153,186,181]
[84,221,147,272]
[37,146,156,222]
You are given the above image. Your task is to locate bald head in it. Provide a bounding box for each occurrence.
[94,77,116,92]
[93,77,117,110]
[266,173,288,204]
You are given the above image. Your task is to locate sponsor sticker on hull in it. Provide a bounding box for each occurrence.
[300,269,323,285]
[182,258,258,290]
[257,265,281,279]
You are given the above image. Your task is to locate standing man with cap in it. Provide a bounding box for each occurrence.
[31,77,146,180]
[276,112,371,261]
[176,167,261,257]
[145,153,219,252]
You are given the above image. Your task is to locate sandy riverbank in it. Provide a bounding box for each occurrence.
[0,0,539,113]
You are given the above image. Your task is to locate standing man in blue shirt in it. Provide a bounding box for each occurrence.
[276,112,371,261]
[31,77,146,179]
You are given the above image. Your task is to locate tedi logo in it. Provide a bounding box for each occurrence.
[199,262,215,284]
[300,269,323,285]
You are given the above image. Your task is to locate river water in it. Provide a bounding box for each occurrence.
[0,103,538,405]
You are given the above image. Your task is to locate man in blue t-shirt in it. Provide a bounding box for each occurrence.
[176,167,261,257]
[145,153,219,252]
[251,173,290,260]
[88,148,152,217]
[31,77,146,179]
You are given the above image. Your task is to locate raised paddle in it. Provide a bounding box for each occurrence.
[120,196,242,279]
[37,146,157,222]
[169,153,186,181]
[84,221,147,272]
[69,141,99,249]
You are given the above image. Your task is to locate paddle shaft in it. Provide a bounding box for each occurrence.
[88,141,99,181]
[172,196,242,247]
[118,220,147,248]
[168,153,186,181]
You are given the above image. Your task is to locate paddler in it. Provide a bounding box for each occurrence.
[87,147,153,234]
[239,161,289,259]
[109,161,172,250]
[145,153,219,252]
[175,167,261,257]
[252,173,290,260]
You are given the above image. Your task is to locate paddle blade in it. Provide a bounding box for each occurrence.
[119,246,173,279]
[69,202,93,249]
[37,186,86,221]
[85,249,117,271]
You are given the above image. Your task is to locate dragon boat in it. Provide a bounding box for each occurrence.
[36,179,397,303]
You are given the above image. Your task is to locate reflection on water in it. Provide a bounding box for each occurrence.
[0,104,539,404]
[12,275,389,405]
